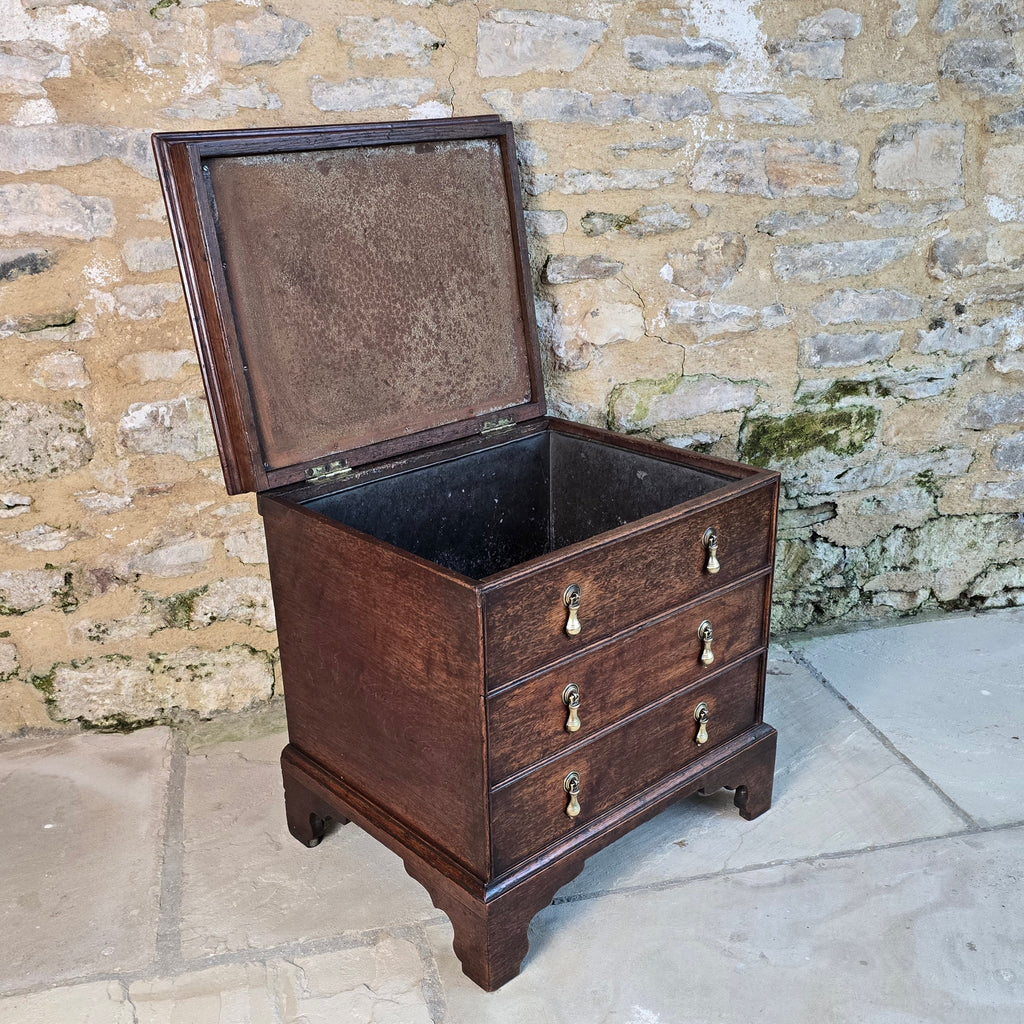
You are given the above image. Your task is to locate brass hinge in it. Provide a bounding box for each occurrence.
[480,416,515,434]
[305,459,351,482]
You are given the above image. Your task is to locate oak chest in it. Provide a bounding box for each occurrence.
[154,116,780,991]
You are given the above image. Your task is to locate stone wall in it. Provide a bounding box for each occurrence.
[1,0,1022,731]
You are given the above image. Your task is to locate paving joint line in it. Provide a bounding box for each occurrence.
[784,644,979,828]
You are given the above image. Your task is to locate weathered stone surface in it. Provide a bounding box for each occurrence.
[546,282,646,369]
[0,492,32,518]
[118,397,215,462]
[0,309,77,339]
[851,198,965,229]
[769,40,845,79]
[224,525,268,565]
[876,365,960,399]
[608,375,756,432]
[582,203,691,238]
[792,447,973,496]
[765,138,859,198]
[213,11,311,66]
[0,126,154,178]
[117,349,197,382]
[4,523,77,551]
[121,236,176,273]
[990,105,1024,134]
[0,183,114,239]
[872,122,964,192]
[161,82,282,121]
[964,393,1024,428]
[76,490,132,515]
[774,237,916,281]
[0,399,92,481]
[51,647,274,724]
[927,231,1023,279]
[0,569,64,615]
[127,534,216,577]
[483,87,710,124]
[0,642,18,679]
[984,144,1024,199]
[916,320,1001,354]
[544,254,622,284]
[993,432,1024,470]
[973,479,1024,499]
[558,167,676,194]
[338,16,442,66]
[940,39,1022,96]
[993,352,1024,376]
[190,577,275,632]
[799,8,863,39]
[841,81,938,110]
[31,350,89,389]
[812,289,922,325]
[690,140,769,196]
[890,0,919,36]
[756,210,832,236]
[0,246,55,282]
[478,10,605,76]
[311,75,434,112]
[113,282,182,319]
[740,406,879,467]
[624,34,735,70]
[667,232,746,296]
[523,210,564,237]
[800,331,902,368]
[0,40,69,96]
[719,93,813,125]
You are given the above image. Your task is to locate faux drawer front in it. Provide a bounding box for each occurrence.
[489,652,764,874]
[487,572,770,784]
[483,481,776,686]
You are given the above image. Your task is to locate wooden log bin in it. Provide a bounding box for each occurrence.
[153,116,780,991]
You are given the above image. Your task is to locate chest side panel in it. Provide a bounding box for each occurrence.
[484,478,778,686]
[260,496,488,878]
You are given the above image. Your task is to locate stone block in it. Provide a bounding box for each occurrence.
[483,86,709,124]
[812,288,923,325]
[0,398,92,481]
[872,122,964,192]
[117,396,216,462]
[478,10,606,76]
[127,534,216,577]
[941,39,1022,95]
[524,210,567,236]
[0,246,55,282]
[993,432,1024,470]
[213,11,311,66]
[0,183,114,239]
[0,568,64,615]
[667,232,746,296]
[31,350,90,389]
[608,374,756,432]
[162,82,282,121]
[51,646,274,723]
[311,76,434,112]
[774,237,916,281]
[799,331,902,368]
[624,34,735,70]
[690,140,769,196]
[338,16,442,66]
[546,280,646,370]
[927,230,1024,279]
[851,198,964,229]
[964,393,1024,428]
[112,282,182,319]
[740,407,880,467]
[798,8,863,39]
[582,203,690,238]
[121,236,176,273]
[0,40,69,96]
[5,524,77,551]
[840,81,938,110]
[990,105,1024,134]
[0,126,155,178]
[0,642,17,678]
[190,576,276,631]
[117,349,198,383]
[719,92,813,125]
[766,138,859,198]
[756,210,832,236]
[543,254,623,284]
[0,492,32,518]
[791,446,972,495]
[916,320,1001,354]
[558,167,676,194]
[890,0,919,36]
[769,39,845,79]
[984,144,1024,199]
[224,525,268,564]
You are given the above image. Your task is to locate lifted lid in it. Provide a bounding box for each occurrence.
[153,116,545,494]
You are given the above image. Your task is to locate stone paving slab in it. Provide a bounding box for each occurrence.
[0,980,135,1024]
[179,727,436,960]
[0,728,172,992]
[127,938,432,1024]
[561,649,967,897]
[793,608,1024,827]
[430,827,1024,1024]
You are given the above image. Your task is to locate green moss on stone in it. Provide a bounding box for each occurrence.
[740,406,880,467]
[607,374,681,432]
[82,713,160,734]
[149,0,180,16]
[158,586,207,629]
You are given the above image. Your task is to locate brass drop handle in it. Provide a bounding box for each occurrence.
[564,771,581,817]
[703,527,721,574]
[562,683,581,733]
[694,702,710,745]
[698,619,714,666]
[563,583,582,637]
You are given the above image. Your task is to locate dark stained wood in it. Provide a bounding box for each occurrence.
[488,572,770,781]
[490,652,765,874]
[483,477,779,685]
[262,495,490,878]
